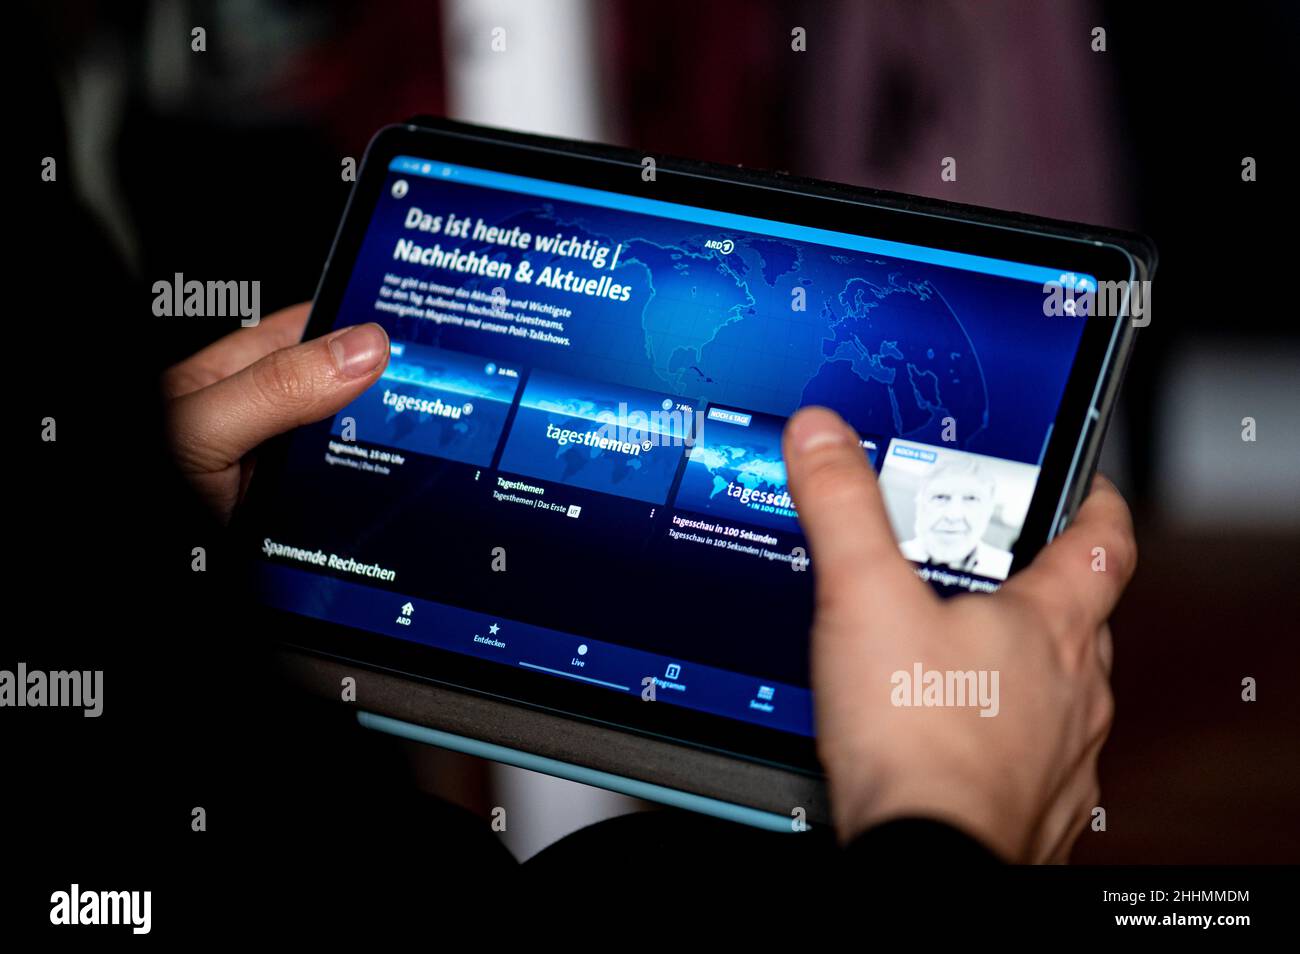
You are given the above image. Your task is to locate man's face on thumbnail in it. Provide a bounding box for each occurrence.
[914,468,995,563]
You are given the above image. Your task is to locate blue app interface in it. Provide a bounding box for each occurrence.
[253,155,1094,738]
[676,407,800,534]
[498,369,695,504]
[332,341,521,466]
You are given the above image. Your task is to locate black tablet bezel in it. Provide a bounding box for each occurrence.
[238,120,1144,777]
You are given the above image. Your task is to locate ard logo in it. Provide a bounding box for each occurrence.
[704,238,735,254]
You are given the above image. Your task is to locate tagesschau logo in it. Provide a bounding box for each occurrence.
[726,483,796,514]
[382,389,472,417]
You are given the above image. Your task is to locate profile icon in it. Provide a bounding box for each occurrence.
[391,179,409,199]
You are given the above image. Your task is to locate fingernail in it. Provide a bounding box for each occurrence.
[328,324,389,378]
[787,407,853,453]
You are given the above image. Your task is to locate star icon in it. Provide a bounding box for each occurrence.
[488,623,500,636]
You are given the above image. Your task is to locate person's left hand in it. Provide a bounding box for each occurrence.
[163,303,389,520]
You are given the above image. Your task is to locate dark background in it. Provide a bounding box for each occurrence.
[8,0,1298,929]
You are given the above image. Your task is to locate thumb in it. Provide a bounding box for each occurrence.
[782,407,927,608]
[167,322,389,473]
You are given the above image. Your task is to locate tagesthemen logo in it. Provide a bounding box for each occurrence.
[545,422,649,456]
[546,400,701,454]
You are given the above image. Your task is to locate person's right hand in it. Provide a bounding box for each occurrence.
[783,407,1134,863]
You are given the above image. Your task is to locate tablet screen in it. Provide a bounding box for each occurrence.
[250,153,1099,739]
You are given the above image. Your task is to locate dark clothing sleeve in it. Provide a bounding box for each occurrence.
[843,818,1004,865]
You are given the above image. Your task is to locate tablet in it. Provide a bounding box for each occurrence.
[237,118,1154,828]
